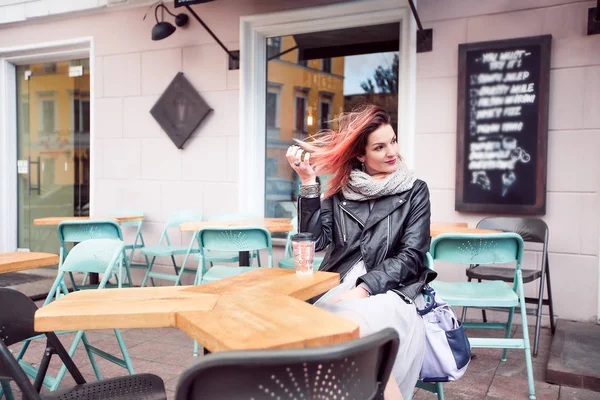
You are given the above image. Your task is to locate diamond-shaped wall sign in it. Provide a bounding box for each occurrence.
[150,72,212,149]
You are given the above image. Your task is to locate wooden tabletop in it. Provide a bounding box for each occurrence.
[430,222,499,237]
[0,252,59,274]
[34,216,144,226]
[180,218,294,233]
[35,269,359,352]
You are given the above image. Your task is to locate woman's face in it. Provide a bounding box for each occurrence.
[357,124,400,177]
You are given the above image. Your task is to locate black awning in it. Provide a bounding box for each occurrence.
[294,23,399,60]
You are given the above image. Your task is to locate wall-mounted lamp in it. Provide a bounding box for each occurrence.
[145,1,239,70]
[149,3,189,41]
[307,107,314,127]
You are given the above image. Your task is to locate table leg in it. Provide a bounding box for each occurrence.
[238,251,250,266]
[90,273,99,285]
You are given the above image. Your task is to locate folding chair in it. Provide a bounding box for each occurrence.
[199,213,263,267]
[0,288,166,400]
[141,209,204,287]
[57,220,132,289]
[463,217,555,356]
[108,209,150,276]
[429,233,536,400]
[15,239,136,392]
[177,328,398,400]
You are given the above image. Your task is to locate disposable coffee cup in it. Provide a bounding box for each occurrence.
[291,232,315,275]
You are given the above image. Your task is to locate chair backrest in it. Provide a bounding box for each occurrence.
[429,233,524,269]
[0,289,86,398]
[198,227,273,267]
[108,209,144,227]
[175,327,399,400]
[476,217,548,245]
[60,239,125,275]
[159,210,204,246]
[58,220,123,244]
[0,288,39,347]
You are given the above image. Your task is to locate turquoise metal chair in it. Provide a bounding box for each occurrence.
[192,226,273,357]
[58,220,132,289]
[108,209,150,275]
[428,233,536,400]
[199,213,263,267]
[194,226,273,284]
[141,209,204,287]
[277,216,323,271]
[15,239,135,392]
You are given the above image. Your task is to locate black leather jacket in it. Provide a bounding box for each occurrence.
[298,179,437,303]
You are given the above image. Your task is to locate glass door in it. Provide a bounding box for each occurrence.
[16,60,90,253]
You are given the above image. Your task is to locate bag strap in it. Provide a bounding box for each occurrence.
[416,285,436,316]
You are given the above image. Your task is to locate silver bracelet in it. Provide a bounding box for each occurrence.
[300,183,320,198]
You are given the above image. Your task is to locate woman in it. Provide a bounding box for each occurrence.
[286,104,436,399]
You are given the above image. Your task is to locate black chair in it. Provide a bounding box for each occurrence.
[175,328,399,400]
[463,217,555,356]
[0,288,166,400]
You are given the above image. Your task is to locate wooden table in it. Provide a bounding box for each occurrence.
[34,216,144,226]
[0,252,59,274]
[180,218,293,234]
[35,269,359,352]
[430,222,499,237]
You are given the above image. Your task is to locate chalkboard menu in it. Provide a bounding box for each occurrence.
[455,35,551,214]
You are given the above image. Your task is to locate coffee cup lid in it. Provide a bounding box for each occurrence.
[292,232,314,241]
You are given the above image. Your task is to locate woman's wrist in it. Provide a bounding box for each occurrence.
[301,177,317,185]
[299,181,320,198]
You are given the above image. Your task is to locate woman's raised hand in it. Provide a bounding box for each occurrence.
[286,145,317,185]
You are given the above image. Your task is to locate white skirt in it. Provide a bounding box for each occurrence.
[315,261,426,399]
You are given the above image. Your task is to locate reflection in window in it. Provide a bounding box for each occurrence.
[294,95,307,133]
[267,37,282,59]
[40,99,56,134]
[320,99,332,130]
[264,28,399,222]
[266,92,279,128]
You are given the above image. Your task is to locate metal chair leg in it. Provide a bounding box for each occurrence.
[533,251,549,357]
[0,380,14,400]
[461,277,471,322]
[479,279,488,323]
[545,257,556,334]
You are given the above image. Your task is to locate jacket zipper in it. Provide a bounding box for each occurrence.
[340,212,348,243]
[384,215,391,259]
[339,204,365,228]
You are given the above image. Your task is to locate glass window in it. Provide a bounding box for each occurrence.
[320,100,331,130]
[266,92,279,128]
[295,96,307,133]
[322,58,332,73]
[267,37,282,59]
[264,27,399,221]
[297,51,308,67]
[40,100,55,134]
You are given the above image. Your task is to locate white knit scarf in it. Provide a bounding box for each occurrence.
[341,160,416,201]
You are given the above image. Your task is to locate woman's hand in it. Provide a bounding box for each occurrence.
[286,145,317,185]
[330,286,369,304]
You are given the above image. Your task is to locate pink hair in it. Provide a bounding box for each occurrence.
[296,104,392,198]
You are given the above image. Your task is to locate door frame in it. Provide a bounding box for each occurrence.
[238,0,417,215]
[0,37,94,252]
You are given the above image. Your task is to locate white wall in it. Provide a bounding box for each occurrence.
[415,0,600,322]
